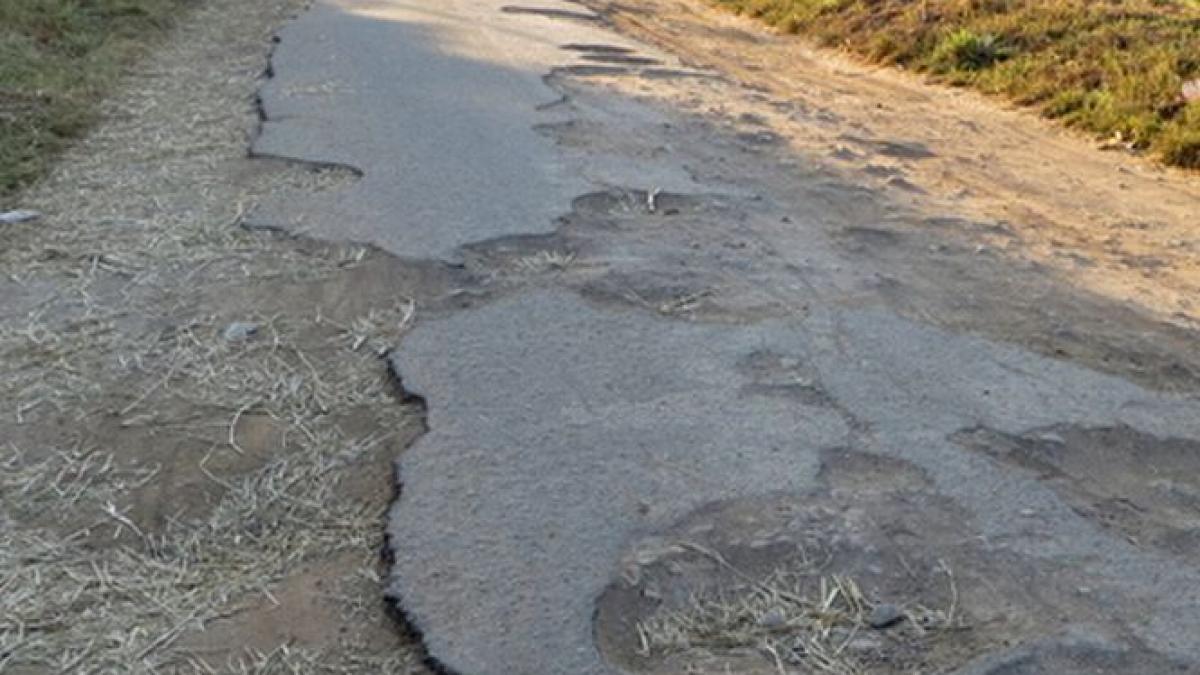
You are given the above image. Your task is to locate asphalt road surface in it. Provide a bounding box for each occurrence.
[251,1,1200,673]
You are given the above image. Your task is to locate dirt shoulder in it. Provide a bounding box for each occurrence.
[587,0,1200,332]
[0,0,432,671]
[710,0,1200,168]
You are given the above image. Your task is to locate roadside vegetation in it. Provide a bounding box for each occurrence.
[0,0,182,199]
[713,0,1200,168]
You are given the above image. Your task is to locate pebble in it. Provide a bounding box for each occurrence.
[868,603,904,629]
[223,321,260,342]
[757,607,788,629]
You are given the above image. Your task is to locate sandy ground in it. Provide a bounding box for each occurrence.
[2,0,1200,673]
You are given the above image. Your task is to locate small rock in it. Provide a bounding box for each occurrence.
[868,603,904,630]
[0,209,42,225]
[223,321,260,342]
[757,607,788,629]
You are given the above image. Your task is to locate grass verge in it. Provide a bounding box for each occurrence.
[711,0,1200,168]
[0,0,185,200]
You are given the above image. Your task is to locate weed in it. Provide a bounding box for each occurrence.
[930,29,1009,72]
[1158,103,1200,167]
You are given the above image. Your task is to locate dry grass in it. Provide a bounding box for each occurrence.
[636,545,960,675]
[713,0,1200,168]
[0,338,407,670]
[513,249,577,275]
[0,0,426,671]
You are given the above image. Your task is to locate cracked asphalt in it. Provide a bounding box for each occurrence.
[252,1,1200,673]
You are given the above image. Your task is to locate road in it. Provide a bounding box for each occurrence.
[251,1,1200,673]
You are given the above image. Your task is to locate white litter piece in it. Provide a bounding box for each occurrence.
[223,321,260,342]
[0,209,42,225]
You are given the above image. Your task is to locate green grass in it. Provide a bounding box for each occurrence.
[713,0,1200,168]
[0,0,186,201]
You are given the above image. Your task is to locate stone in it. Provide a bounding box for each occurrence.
[868,603,904,630]
[757,607,788,629]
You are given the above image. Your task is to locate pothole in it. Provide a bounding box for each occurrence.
[737,349,833,406]
[956,635,1194,674]
[595,449,1179,674]
[578,266,796,324]
[955,424,1200,558]
[570,188,713,218]
[459,232,577,281]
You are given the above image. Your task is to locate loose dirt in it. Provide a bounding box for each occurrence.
[0,0,439,671]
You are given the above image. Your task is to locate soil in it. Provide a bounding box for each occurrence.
[0,0,438,670]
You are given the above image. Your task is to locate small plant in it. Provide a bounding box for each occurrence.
[1158,104,1200,168]
[932,29,1010,72]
